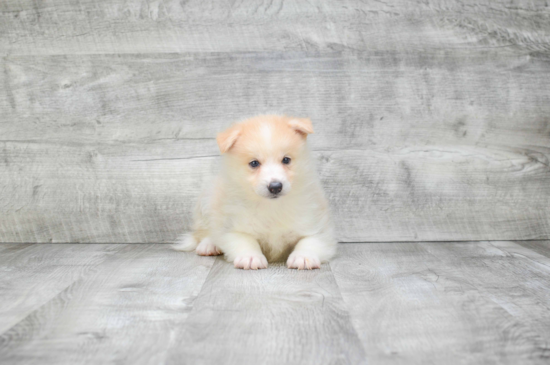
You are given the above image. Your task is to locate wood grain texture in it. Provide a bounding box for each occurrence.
[1,52,549,242]
[0,244,215,364]
[1,0,549,55]
[515,240,550,258]
[1,1,550,242]
[0,244,126,334]
[2,241,550,364]
[168,258,366,365]
[331,241,550,364]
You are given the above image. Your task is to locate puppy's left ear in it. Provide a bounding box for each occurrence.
[216,124,241,154]
[288,117,314,137]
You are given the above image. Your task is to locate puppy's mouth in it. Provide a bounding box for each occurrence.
[267,192,287,199]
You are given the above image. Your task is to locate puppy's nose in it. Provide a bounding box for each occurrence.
[268,181,283,195]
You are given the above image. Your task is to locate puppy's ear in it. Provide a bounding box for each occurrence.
[288,117,314,137]
[216,124,241,154]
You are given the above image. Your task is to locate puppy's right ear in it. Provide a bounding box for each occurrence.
[216,124,241,154]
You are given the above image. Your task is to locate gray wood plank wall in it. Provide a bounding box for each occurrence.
[1,0,549,243]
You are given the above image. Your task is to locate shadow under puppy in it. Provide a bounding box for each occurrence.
[173,115,337,270]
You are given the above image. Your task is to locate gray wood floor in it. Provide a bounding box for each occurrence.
[1,241,550,364]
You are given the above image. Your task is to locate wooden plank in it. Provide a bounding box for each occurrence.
[0,244,215,364]
[423,240,550,340]
[1,51,549,242]
[515,240,550,258]
[3,52,550,149]
[0,243,127,334]
[1,0,549,55]
[167,258,366,365]
[331,241,550,364]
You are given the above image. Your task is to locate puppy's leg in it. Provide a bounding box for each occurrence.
[219,232,268,270]
[287,235,337,270]
[196,237,222,256]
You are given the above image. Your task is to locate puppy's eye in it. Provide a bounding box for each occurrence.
[249,160,260,168]
[282,157,291,165]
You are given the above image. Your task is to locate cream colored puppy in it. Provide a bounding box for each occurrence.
[173,115,337,270]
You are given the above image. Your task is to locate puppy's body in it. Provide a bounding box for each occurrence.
[173,115,337,269]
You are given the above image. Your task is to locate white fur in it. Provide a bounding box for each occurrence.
[174,116,337,270]
[196,237,222,256]
[260,121,272,141]
[171,233,198,252]
[254,160,290,198]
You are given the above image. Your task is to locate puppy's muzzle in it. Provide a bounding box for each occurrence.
[268,181,283,195]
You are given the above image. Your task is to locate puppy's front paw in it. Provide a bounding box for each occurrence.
[234,253,268,270]
[196,238,222,256]
[287,251,321,270]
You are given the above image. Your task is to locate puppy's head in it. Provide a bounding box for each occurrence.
[216,115,314,199]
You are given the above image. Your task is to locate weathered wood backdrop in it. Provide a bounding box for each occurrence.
[1,0,549,243]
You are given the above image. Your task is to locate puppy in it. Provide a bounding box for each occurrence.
[173,115,337,270]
